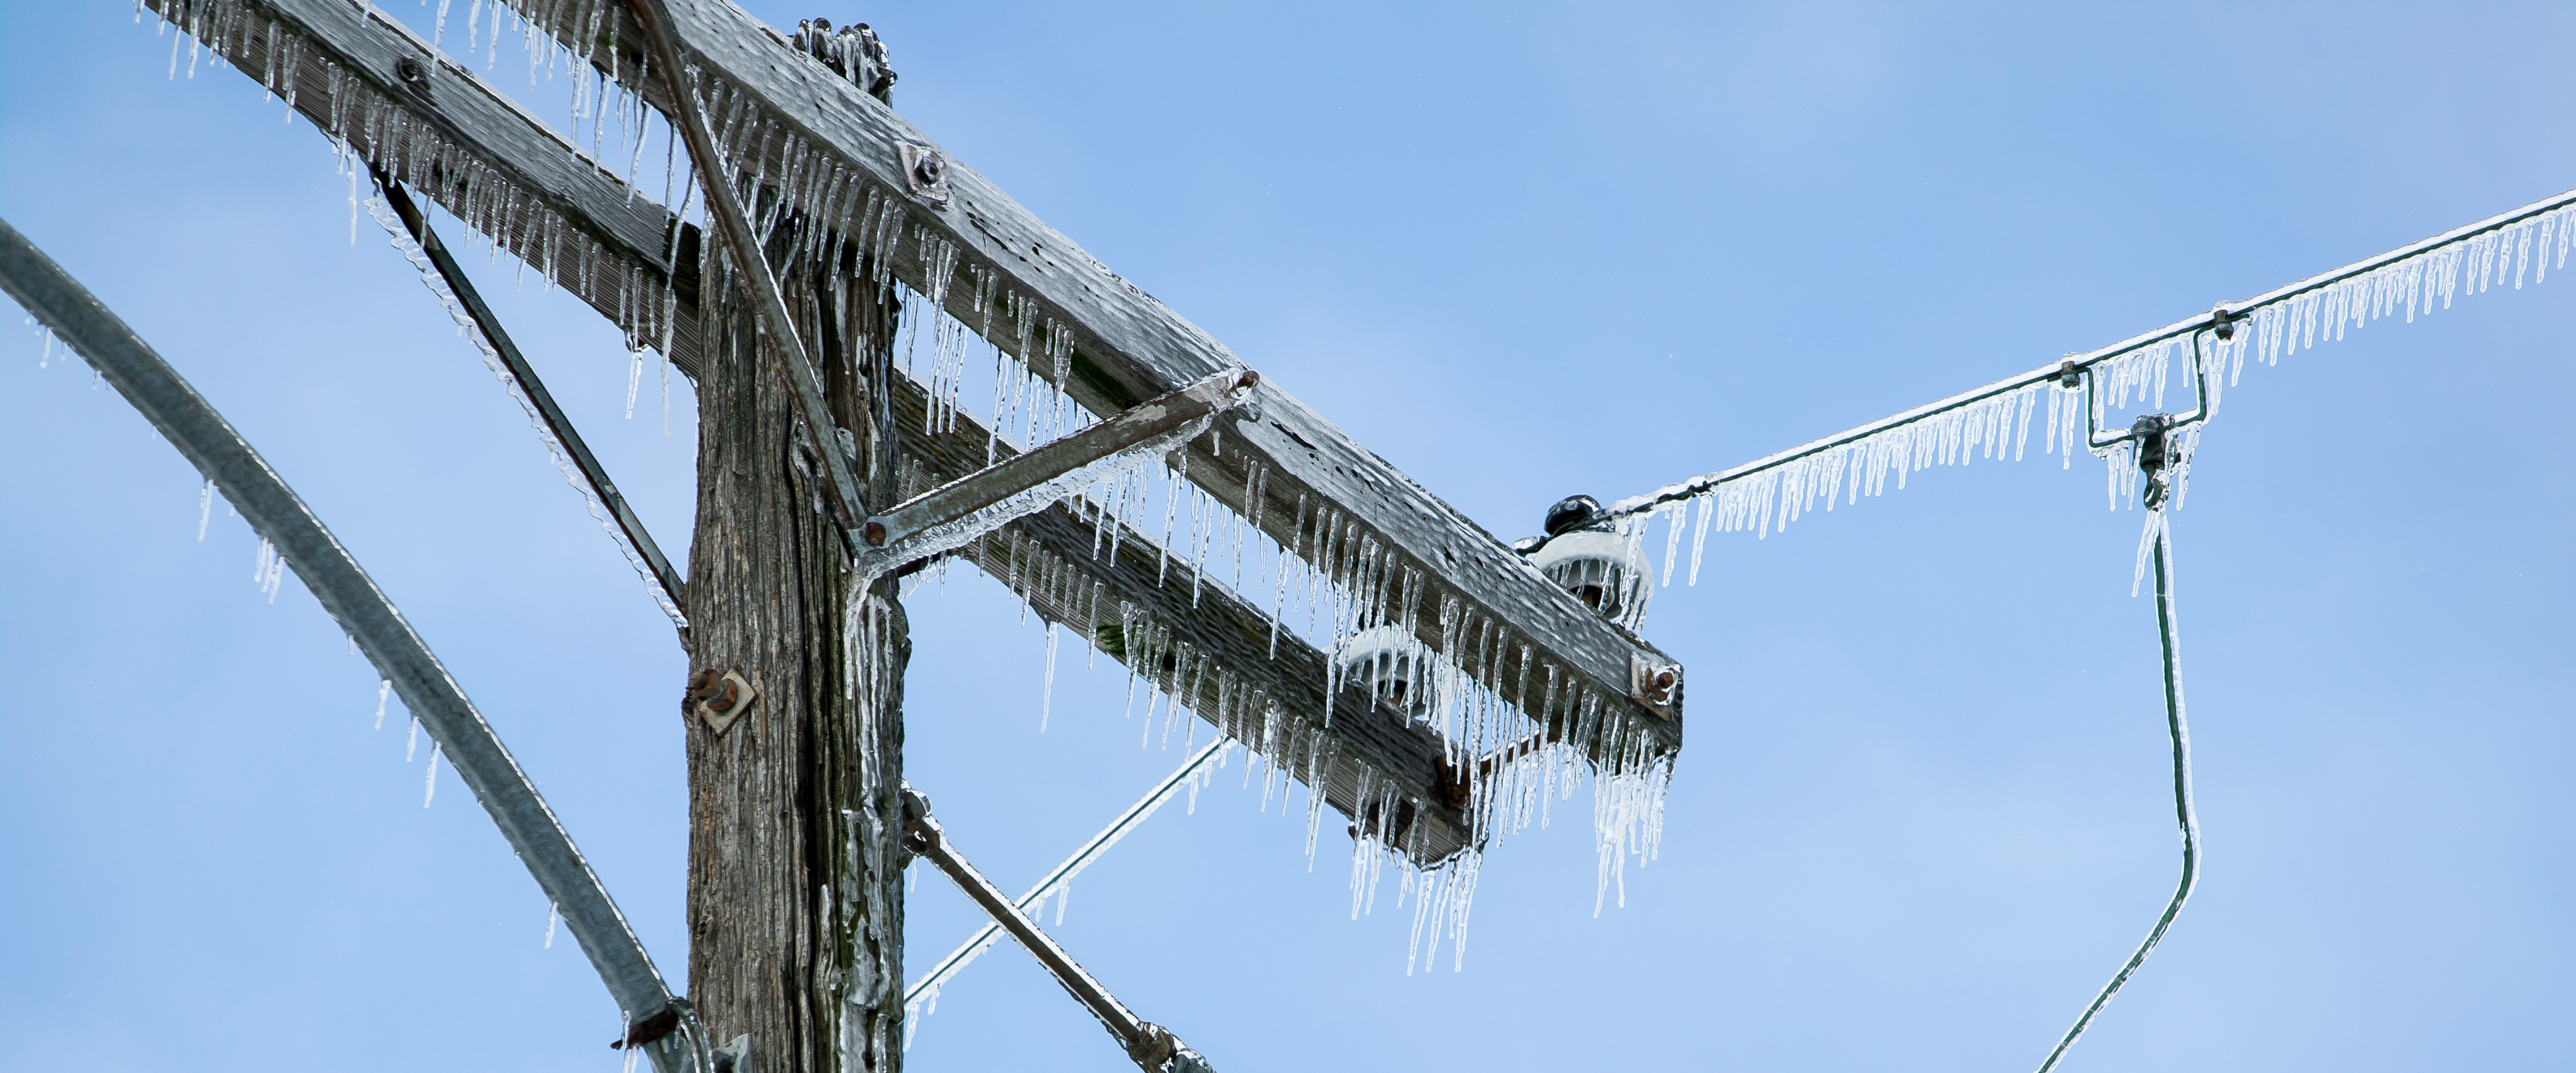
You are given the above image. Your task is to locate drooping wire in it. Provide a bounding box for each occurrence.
[2032,499,2199,1073]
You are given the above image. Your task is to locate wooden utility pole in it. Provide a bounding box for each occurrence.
[680,74,911,1073]
[121,2,1684,1068]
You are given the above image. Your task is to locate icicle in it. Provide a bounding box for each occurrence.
[423,741,444,807]
[374,679,392,729]
[1038,621,1060,732]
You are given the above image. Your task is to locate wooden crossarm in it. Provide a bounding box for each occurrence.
[498,0,1687,758]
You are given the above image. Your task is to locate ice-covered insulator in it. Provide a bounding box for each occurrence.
[1527,528,1654,630]
[1519,495,1654,630]
[1336,624,1445,721]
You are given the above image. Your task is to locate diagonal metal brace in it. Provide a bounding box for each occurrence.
[623,0,874,553]
[906,738,1228,1008]
[855,369,1258,580]
[900,786,1218,1073]
[372,170,690,635]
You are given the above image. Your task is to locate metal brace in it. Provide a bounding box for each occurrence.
[853,369,1259,579]
[900,786,1219,1073]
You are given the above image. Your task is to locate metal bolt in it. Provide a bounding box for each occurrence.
[863,520,887,546]
[913,151,944,186]
[395,56,426,85]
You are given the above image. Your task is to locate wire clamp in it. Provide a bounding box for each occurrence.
[2209,304,2240,341]
[2131,413,2176,509]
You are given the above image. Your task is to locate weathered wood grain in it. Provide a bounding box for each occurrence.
[166,0,1500,858]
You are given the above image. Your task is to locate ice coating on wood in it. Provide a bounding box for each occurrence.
[143,0,691,367]
[940,494,1674,968]
[157,0,1683,968]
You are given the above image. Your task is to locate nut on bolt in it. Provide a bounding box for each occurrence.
[863,520,888,546]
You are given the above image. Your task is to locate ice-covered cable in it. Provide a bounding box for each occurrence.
[1604,186,2576,559]
[2032,512,2199,1073]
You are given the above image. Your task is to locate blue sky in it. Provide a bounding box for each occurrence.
[5,2,2573,1070]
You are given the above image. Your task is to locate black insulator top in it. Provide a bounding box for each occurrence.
[1543,495,1603,536]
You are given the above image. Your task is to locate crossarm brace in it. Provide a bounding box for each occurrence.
[900,786,1217,1073]
[623,0,872,550]
[0,217,693,1071]
[857,369,1257,578]
[906,738,1229,1008]
[373,171,690,632]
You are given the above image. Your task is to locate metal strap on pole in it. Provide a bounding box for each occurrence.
[372,170,691,632]
[0,216,693,1072]
[900,785,1218,1073]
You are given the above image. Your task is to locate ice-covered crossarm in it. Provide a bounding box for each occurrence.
[453,0,1688,795]
[1604,181,2576,578]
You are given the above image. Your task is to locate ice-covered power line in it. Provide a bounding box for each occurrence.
[1604,184,2576,567]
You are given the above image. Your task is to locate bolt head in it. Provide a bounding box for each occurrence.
[913,152,944,185]
[396,56,426,84]
[863,520,888,546]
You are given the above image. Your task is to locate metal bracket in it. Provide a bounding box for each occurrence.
[687,669,758,736]
[901,142,950,208]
